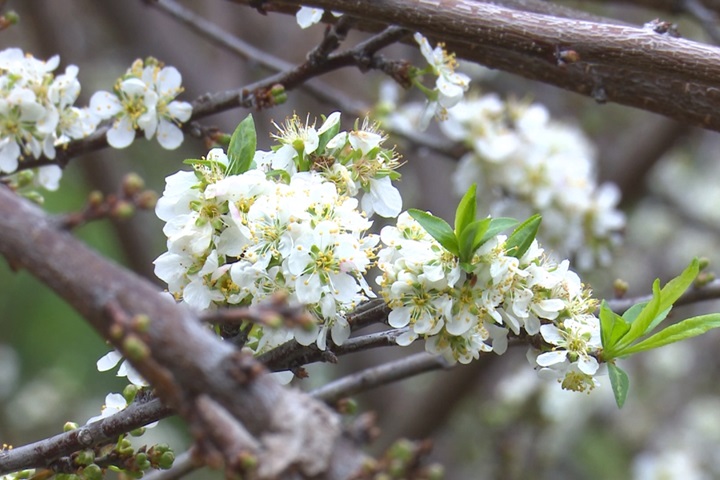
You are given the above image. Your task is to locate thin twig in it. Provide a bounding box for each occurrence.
[259,329,404,371]
[10,25,408,175]
[606,279,720,313]
[0,399,172,474]
[311,352,451,403]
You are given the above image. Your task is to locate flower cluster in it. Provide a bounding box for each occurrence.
[90,57,192,150]
[412,33,470,129]
[0,48,98,189]
[376,211,601,392]
[442,95,625,269]
[153,113,401,352]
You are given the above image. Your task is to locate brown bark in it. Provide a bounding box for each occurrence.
[0,186,365,479]
[229,0,720,132]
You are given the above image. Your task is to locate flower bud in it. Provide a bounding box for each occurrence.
[112,200,135,219]
[122,173,145,196]
[63,422,79,432]
[136,191,158,210]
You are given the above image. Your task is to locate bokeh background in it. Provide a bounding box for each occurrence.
[2,1,720,478]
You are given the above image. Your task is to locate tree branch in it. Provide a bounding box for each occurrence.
[228,0,720,133]
[0,399,171,474]
[311,352,452,404]
[0,186,365,479]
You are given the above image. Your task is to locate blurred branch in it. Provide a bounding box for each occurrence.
[311,352,451,403]
[0,399,171,473]
[227,0,720,133]
[603,117,690,207]
[147,0,366,112]
[683,0,720,43]
[606,279,720,313]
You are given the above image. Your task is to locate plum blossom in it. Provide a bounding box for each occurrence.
[90,58,191,149]
[377,212,602,388]
[153,114,396,353]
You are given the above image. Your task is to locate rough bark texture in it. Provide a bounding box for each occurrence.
[230,0,720,132]
[0,186,365,479]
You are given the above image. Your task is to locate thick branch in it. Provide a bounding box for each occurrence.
[230,0,720,133]
[0,186,364,479]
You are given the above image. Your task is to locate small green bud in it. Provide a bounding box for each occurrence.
[80,463,102,480]
[612,278,629,298]
[63,421,79,432]
[116,437,134,456]
[123,384,139,404]
[109,323,124,340]
[87,190,104,207]
[76,449,95,466]
[157,451,175,470]
[135,452,150,470]
[4,11,19,25]
[15,170,34,187]
[122,173,145,196]
[112,200,135,219]
[123,335,150,362]
[22,190,44,204]
[132,314,151,333]
[388,439,413,462]
[270,84,287,105]
[238,451,258,471]
[129,427,146,437]
[699,257,711,271]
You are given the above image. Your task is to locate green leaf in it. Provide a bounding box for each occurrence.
[621,301,648,323]
[619,314,720,356]
[454,184,477,237]
[643,306,672,336]
[408,209,459,256]
[614,259,699,352]
[505,214,541,259]
[599,300,630,358]
[458,218,489,263]
[474,217,517,251]
[657,258,700,313]
[226,114,257,176]
[607,363,630,408]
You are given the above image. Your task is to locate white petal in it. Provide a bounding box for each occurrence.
[536,350,568,367]
[296,6,323,28]
[37,165,62,191]
[89,91,122,119]
[167,101,192,122]
[107,116,136,149]
[157,119,184,150]
[388,306,411,328]
[97,350,122,371]
[157,66,182,94]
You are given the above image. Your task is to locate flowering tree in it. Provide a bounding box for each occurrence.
[2,0,720,478]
